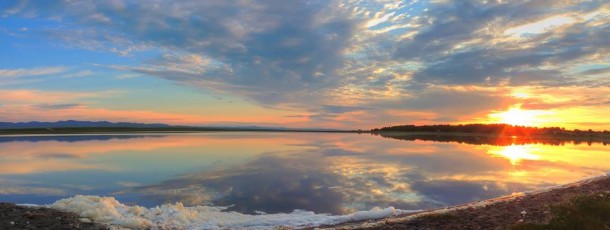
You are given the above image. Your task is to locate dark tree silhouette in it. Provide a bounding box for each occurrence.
[371,124,607,137]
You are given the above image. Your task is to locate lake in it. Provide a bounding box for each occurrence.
[1,132,609,216]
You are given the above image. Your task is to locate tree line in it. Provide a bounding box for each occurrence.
[370,124,609,136]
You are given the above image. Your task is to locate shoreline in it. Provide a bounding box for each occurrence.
[1,174,608,229]
[318,174,610,230]
[2,129,609,145]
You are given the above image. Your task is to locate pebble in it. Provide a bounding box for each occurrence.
[79,218,92,223]
[9,221,14,225]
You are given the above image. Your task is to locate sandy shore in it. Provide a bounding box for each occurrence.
[1,175,608,230]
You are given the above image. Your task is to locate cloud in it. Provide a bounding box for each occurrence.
[32,103,83,110]
[0,103,307,127]
[1,0,27,18]
[395,0,610,86]
[0,67,65,78]
[0,104,255,125]
[411,49,558,85]
[0,89,310,126]
[0,89,116,104]
[395,87,509,113]
[12,1,360,105]
[5,0,610,128]
[60,70,94,78]
[40,28,150,56]
[321,105,369,114]
[580,67,610,75]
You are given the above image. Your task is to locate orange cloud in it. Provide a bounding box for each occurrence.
[0,104,308,125]
[0,89,117,104]
[0,89,310,126]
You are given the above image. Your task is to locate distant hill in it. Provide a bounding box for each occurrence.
[0,120,171,129]
[0,120,346,132]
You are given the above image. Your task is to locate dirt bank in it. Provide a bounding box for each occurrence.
[0,203,107,230]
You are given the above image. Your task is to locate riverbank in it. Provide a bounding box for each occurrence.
[1,175,608,229]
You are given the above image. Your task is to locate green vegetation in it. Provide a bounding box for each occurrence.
[511,194,610,230]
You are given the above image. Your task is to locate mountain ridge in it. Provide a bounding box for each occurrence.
[0,120,171,129]
[0,120,344,131]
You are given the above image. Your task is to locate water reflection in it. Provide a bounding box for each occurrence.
[490,145,540,165]
[130,154,347,214]
[0,132,608,215]
[0,135,154,143]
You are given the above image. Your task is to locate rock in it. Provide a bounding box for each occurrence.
[79,218,92,223]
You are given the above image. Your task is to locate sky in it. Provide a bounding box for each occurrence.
[1,0,610,130]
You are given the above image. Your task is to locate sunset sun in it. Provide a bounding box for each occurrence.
[490,105,546,126]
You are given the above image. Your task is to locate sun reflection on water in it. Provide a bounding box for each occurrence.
[489,144,540,166]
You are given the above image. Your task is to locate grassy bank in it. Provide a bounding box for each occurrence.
[511,194,610,230]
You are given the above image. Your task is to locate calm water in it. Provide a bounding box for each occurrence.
[0,132,608,214]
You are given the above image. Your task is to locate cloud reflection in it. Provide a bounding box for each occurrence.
[2,133,609,213]
[124,133,609,214]
[128,154,347,214]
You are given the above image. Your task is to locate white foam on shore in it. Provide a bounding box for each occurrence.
[16,203,41,207]
[47,195,414,229]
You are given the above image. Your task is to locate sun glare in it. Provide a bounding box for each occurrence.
[489,105,548,126]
